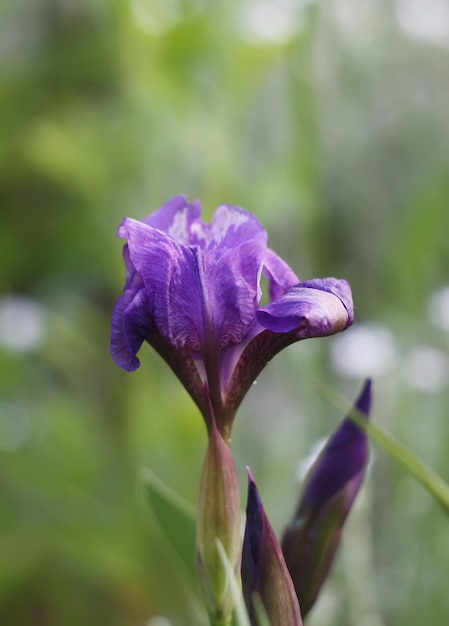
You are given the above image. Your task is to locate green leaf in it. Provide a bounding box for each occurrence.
[320,384,449,516]
[215,539,250,626]
[252,595,272,626]
[141,467,197,582]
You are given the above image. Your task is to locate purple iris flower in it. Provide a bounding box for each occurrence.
[110,195,354,437]
[282,379,372,617]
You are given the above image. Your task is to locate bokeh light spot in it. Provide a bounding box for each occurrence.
[0,295,47,353]
[402,344,449,393]
[330,324,398,378]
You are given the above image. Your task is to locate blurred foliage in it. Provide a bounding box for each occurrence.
[1,0,449,625]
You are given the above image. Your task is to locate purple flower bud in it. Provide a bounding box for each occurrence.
[242,469,303,626]
[196,425,242,624]
[110,196,354,437]
[281,379,372,617]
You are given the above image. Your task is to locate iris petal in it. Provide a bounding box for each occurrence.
[110,287,154,371]
[204,204,267,250]
[120,207,267,353]
[142,194,202,244]
[263,249,299,302]
[256,278,353,336]
[121,218,204,350]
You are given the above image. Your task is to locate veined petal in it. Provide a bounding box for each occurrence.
[222,280,353,427]
[211,238,264,349]
[122,218,204,351]
[122,244,142,289]
[139,196,268,251]
[202,204,267,250]
[142,194,202,244]
[263,249,299,302]
[299,278,354,324]
[122,209,267,352]
[256,278,353,337]
[110,287,154,372]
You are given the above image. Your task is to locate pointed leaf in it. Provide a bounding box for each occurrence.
[242,469,303,626]
[282,380,371,617]
[141,467,197,583]
[215,539,251,626]
[320,384,449,515]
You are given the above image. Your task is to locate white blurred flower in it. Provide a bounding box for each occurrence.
[402,344,449,393]
[329,324,398,378]
[237,0,304,45]
[396,0,449,46]
[428,286,449,332]
[0,295,47,353]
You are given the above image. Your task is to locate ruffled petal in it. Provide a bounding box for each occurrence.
[256,278,353,337]
[141,194,203,245]
[210,236,265,349]
[122,244,142,290]
[199,206,268,349]
[122,208,267,352]
[299,278,354,326]
[122,218,204,350]
[110,287,154,371]
[263,248,299,302]
[203,204,267,250]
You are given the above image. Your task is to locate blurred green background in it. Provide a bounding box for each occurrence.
[1,0,449,624]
